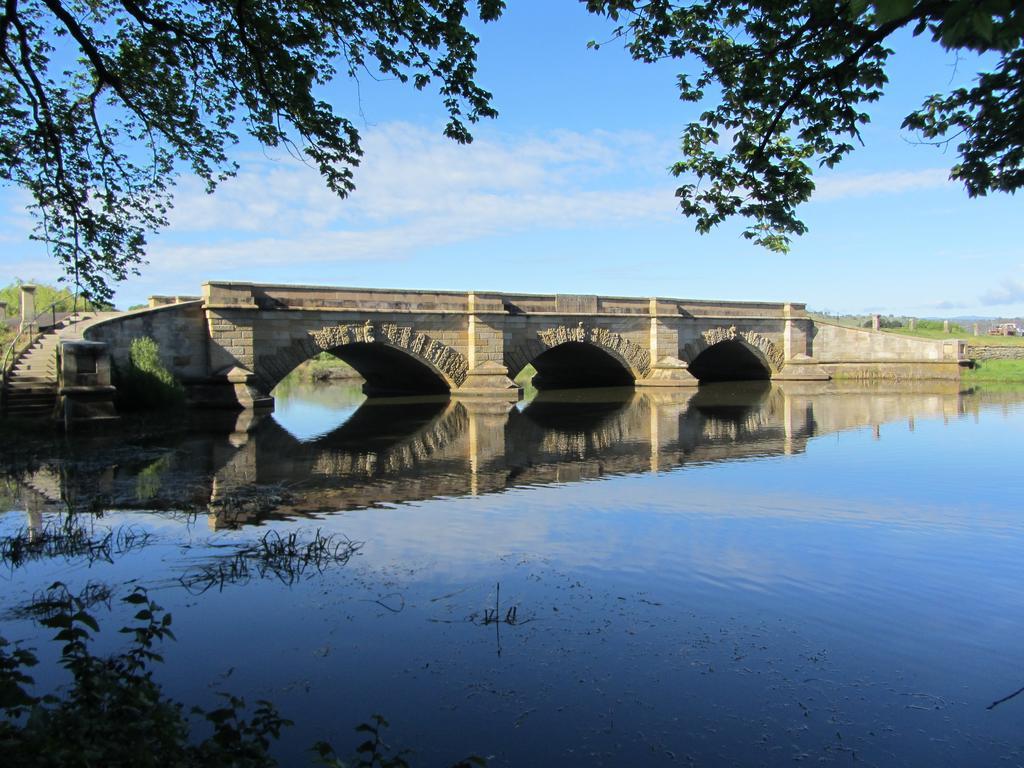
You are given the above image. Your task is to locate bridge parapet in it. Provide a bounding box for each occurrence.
[204,282,472,314]
[202,282,805,319]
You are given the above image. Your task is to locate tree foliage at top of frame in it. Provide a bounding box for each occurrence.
[0,0,504,302]
[585,0,1024,251]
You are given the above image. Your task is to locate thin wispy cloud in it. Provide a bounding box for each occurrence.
[813,168,951,201]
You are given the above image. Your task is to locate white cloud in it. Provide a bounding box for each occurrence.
[813,168,951,201]
[153,123,677,274]
[0,188,36,245]
[980,279,1024,306]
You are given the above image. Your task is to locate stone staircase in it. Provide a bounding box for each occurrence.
[2,314,98,418]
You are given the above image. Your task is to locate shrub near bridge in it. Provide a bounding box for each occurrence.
[115,337,185,411]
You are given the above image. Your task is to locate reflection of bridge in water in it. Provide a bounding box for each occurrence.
[11,381,999,530]
[214,385,799,521]
[204,381,980,526]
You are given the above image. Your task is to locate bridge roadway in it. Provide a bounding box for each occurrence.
[79,282,965,409]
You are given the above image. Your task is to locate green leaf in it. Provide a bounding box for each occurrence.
[73,611,100,633]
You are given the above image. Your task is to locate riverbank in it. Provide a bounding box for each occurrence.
[287,352,362,382]
[962,359,1024,383]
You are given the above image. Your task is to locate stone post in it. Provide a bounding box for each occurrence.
[57,340,119,427]
[782,302,812,358]
[455,292,520,399]
[19,284,37,333]
[871,314,880,331]
[909,318,916,331]
[198,283,273,410]
[636,298,698,387]
[973,323,979,336]
[772,304,829,381]
[943,319,950,333]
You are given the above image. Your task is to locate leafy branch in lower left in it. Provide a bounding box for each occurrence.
[0,582,291,767]
[0,581,488,767]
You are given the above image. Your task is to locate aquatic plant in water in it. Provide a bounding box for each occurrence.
[0,519,152,571]
[181,528,363,592]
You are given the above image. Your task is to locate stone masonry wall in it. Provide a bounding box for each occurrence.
[965,345,1024,360]
[812,322,959,363]
[84,301,209,380]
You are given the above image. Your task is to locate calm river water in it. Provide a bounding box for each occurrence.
[2,380,1023,766]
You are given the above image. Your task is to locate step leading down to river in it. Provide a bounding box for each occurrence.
[2,313,114,418]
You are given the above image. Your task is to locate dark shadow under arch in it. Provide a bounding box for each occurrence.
[525,342,635,390]
[688,340,772,382]
[316,396,455,452]
[327,343,450,397]
[519,387,635,431]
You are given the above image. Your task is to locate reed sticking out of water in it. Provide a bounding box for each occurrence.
[987,684,1024,710]
[181,528,363,593]
[0,520,151,570]
[475,582,531,658]
[480,583,522,627]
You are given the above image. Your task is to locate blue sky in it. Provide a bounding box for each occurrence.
[1,2,1021,315]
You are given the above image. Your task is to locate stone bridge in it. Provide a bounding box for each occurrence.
[80,282,966,408]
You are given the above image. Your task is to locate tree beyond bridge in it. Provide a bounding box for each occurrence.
[80,282,965,409]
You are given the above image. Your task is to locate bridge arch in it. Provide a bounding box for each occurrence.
[682,326,783,382]
[506,323,651,390]
[256,321,469,397]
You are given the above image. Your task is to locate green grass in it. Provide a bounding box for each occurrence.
[283,352,361,383]
[882,327,967,341]
[883,327,1024,345]
[514,364,538,399]
[963,335,1024,346]
[962,359,1024,383]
